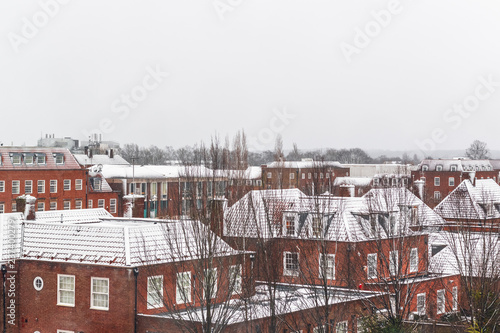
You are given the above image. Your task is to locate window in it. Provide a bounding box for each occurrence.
[57,330,75,333]
[326,172,330,179]
[50,180,57,193]
[24,154,34,164]
[448,177,455,186]
[11,180,20,194]
[452,286,458,311]
[320,173,324,179]
[451,164,457,172]
[176,272,192,304]
[11,201,16,212]
[436,164,443,171]
[437,289,445,314]
[389,250,398,276]
[289,173,295,180]
[434,177,440,186]
[25,180,32,194]
[109,199,116,213]
[57,274,75,306]
[33,277,44,291]
[417,293,426,315]
[308,173,312,179]
[267,172,272,179]
[313,326,326,333]
[0,203,4,214]
[367,253,377,279]
[37,202,44,211]
[147,275,163,309]
[63,179,71,191]
[37,180,45,193]
[88,200,93,208]
[410,248,418,273]
[55,154,64,164]
[422,165,428,171]
[283,252,299,276]
[319,254,335,280]
[36,153,46,164]
[91,277,109,310]
[312,216,322,238]
[229,265,242,294]
[434,191,441,200]
[0,181,4,192]
[75,179,82,191]
[63,201,70,210]
[204,268,217,299]
[392,178,397,186]
[151,182,158,196]
[284,214,296,236]
[373,178,380,186]
[98,199,105,208]
[302,173,305,180]
[75,200,82,210]
[336,321,348,333]
[50,201,57,210]
[12,154,21,165]
[92,178,102,191]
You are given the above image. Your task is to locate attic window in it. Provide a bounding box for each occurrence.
[54,153,64,164]
[436,165,443,171]
[11,154,21,165]
[450,165,457,172]
[91,178,102,191]
[283,213,296,237]
[36,153,46,164]
[422,165,428,171]
[24,153,34,164]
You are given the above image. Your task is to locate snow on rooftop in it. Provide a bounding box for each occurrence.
[34,208,113,224]
[265,160,345,169]
[73,154,130,166]
[101,164,215,180]
[333,177,372,187]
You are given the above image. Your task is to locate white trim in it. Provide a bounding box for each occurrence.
[57,274,75,307]
[90,277,109,311]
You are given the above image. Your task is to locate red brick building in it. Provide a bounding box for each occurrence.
[261,160,350,195]
[0,147,120,217]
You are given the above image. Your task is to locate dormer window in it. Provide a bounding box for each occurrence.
[11,154,21,165]
[436,165,443,171]
[91,177,102,191]
[311,215,323,238]
[54,153,64,165]
[36,153,46,164]
[450,165,457,172]
[283,213,296,237]
[24,154,34,164]
[422,165,428,171]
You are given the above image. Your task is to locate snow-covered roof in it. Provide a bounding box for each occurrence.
[333,177,372,187]
[73,154,130,166]
[34,208,113,224]
[141,283,383,325]
[343,164,412,177]
[434,179,500,220]
[101,165,215,180]
[0,147,81,170]
[265,161,346,169]
[21,217,239,267]
[215,166,262,180]
[429,231,500,278]
[224,188,444,241]
[418,159,494,172]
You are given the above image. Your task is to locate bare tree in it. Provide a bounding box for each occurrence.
[465,140,490,160]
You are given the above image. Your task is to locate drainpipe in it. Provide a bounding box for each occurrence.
[133,267,139,333]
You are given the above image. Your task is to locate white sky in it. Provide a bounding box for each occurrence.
[1,0,500,153]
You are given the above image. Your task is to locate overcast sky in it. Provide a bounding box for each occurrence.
[1,0,500,154]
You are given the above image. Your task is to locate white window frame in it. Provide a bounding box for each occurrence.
[50,201,57,210]
[36,154,46,164]
[302,173,305,180]
[147,275,163,309]
[434,191,441,200]
[336,321,348,333]
[410,248,418,273]
[311,215,323,238]
[283,213,296,237]
[176,271,192,304]
[75,179,83,191]
[267,172,272,179]
[98,199,105,208]
[389,250,398,276]
[75,200,82,210]
[319,253,335,280]
[289,173,295,180]
[109,199,116,213]
[204,268,218,300]
[448,177,455,186]
[57,274,75,307]
[33,276,44,291]
[434,177,440,186]
[283,252,299,277]
[0,181,4,192]
[50,180,57,193]
[63,179,71,191]
[12,180,20,194]
[436,165,443,171]
[25,180,32,194]
[88,200,93,208]
[90,277,109,311]
[0,203,4,214]
[229,264,242,295]
[367,253,377,279]
[63,201,70,210]
[452,286,458,311]
[57,330,75,333]
[37,202,44,211]
[12,155,21,165]
[417,293,426,315]
[37,180,45,193]
[437,289,445,315]
[11,201,16,212]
